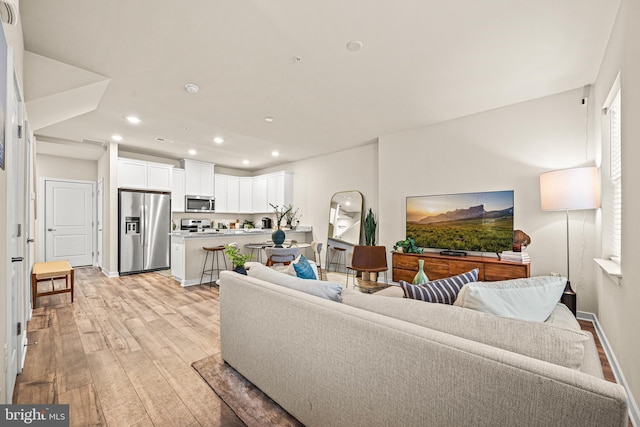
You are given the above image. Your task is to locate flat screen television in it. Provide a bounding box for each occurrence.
[406,190,514,253]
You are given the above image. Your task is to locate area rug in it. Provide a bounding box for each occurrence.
[192,354,303,427]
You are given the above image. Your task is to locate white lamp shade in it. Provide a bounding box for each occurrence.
[540,166,600,211]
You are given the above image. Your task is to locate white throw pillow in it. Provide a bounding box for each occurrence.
[248,262,342,302]
[453,276,567,322]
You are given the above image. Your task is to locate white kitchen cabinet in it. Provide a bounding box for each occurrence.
[181,159,215,197]
[214,174,241,213]
[171,168,185,212]
[251,172,293,213]
[118,158,173,191]
[239,177,253,213]
[252,175,268,213]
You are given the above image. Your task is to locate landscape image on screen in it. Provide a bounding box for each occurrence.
[406,190,514,253]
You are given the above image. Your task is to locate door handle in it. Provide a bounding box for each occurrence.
[47,228,56,232]
[27,239,35,243]
[11,257,24,262]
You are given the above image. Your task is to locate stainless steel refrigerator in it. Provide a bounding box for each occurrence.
[119,190,171,275]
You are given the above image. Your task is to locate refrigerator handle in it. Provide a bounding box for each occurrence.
[140,204,145,247]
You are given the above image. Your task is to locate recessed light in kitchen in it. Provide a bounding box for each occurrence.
[126,116,141,124]
[242,159,250,165]
[185,83,200,94]
[264,116,275,123]
[188,149,197,155]
[213,137,224,144]
[271,151,279,157]
[111,134,123,141]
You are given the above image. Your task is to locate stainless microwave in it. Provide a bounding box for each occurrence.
[185,195,215,212]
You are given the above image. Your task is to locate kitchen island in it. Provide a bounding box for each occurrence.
[170,229,313,286]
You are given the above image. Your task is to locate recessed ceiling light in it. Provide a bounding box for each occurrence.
[213,137,224,144]
[126,116,141,124]
[111,134,123,141]
[264,116,275,122]
[271,151,279,157]
[346,40,363,52]
[242,159,250,165]
[188,149,197,155]
[185,83,200,94]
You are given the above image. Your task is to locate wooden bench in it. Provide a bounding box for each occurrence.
[31,261,74,308]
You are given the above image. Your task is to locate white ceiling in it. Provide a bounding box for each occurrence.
[20,0,620,170]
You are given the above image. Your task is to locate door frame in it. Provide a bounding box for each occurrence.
[38,177,97,265]
[97,177,104,270]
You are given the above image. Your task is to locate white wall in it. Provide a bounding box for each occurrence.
[592,0,640,413]
[379,88,599,310]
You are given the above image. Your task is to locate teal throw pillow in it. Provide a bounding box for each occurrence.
[293,255,316,280]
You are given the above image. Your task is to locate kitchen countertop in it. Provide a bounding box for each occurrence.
[170,228,311,238]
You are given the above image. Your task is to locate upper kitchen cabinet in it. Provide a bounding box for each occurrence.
[238,177,253,213]
[180,159,215,197]
[118,158,173,191]
[214,174,240,213]
[253,171,293,213]
[171,168,185,212]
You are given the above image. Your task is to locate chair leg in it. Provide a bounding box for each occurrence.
[200,251,210,286]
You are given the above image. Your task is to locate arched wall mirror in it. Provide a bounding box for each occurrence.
[326,190,363,272]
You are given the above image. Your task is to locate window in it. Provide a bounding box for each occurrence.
[608,91,622,263]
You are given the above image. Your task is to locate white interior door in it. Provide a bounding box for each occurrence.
[45,180,94,266]
[5,52,24,402]
[97,178,103,269]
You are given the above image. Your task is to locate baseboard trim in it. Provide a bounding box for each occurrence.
[577,310,639,426]
[101,267,119,278]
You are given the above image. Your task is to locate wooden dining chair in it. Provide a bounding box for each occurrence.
[346,245,388,289]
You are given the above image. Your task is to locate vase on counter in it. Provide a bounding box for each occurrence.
[412,259,429,285]
[272,227,286,248]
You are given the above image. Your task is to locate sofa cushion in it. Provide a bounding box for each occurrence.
[399,269,479,304]
[453,276,566,322]
[341,288,589,369]
[283,256,319,280]
[248,262,342,302]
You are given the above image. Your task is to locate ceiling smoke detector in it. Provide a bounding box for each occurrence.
[185,83,200,94]
[346,40,363,52]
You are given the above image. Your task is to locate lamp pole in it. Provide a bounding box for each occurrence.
[562,210,577,316]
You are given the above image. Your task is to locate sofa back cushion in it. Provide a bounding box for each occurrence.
[341,289,589,369]
[453,276,566,322]
[248,262,342,302]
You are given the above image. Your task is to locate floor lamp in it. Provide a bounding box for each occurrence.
[540,166,600,316]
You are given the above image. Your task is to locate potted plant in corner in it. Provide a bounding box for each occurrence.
[364,208,378,281]
[224,244,252,275]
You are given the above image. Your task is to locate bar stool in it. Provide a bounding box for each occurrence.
[327,246,346,273]
[200,246,228,287]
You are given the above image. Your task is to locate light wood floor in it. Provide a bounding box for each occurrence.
[13,267,244,427]
[13,268,626,426]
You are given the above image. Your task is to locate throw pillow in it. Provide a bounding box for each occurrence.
[247,262,342,302]
[283,255,320,280]
[292,255,316,279]
[399,268,479,304]
[453,276,566,322]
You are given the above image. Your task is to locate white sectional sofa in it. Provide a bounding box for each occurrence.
[218,268,629,427]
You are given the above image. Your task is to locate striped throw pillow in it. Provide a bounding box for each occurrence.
[400,269,479,304]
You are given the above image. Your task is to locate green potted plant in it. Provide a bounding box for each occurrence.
[364,208,377,246]
[393,237,423,254]
[224,245,252,275]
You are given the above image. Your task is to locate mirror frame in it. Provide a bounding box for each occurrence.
[327,190,364,247]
